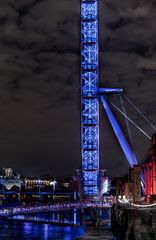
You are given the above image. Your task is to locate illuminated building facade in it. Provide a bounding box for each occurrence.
[3,168,13,178]
[100,176,111,196]
[143,161,156,202]
[25,179,49,189]
[81,0,99,197]
[0,179,22,190]
[0,168,22,190]
[143,133,156,202]
[24,178,57,190]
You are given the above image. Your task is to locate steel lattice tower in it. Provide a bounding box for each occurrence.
[81,0,99,197]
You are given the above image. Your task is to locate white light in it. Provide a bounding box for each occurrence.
[50,180,57,191]
[131,202,156,208]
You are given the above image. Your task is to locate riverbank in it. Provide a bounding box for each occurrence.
[76,227,115,240]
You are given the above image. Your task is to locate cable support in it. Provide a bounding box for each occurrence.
[124,94,156,132]
[120,96,142,163]
[120,95,138,159]
[110,102,151,140]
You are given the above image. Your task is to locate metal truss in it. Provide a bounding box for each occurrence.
[83,171,99,195]
[81,1,98,20]
[81,0,99,197]
[82,72,98,97]
[82,99,98,124]
[82,45,98,69]
[82,126,98,149]
[82,150,98,170]
[81,21,98,43]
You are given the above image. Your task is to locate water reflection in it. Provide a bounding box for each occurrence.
[0,220,84,240]
[74,208,77,225]
[10,209,80,225]
[43,224,48,239]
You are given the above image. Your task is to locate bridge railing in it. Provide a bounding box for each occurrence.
[0,202,112,217]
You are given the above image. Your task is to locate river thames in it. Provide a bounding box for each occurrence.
[0,209,115,239]
[0,220,84,240]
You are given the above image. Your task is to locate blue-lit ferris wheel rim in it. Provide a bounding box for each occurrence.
[81,0,99,196]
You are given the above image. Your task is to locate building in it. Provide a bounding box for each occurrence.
[24,177,57,191]
[115,165,141,204]
[3,168,13,178]
[143,133,156,202]
[99,170,111,198]
[0,168,22,190]
[128,165,141,203]
[116,177,128,201]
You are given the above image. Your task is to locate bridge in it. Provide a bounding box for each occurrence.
[0,190,78,196]
[0,202,111,217]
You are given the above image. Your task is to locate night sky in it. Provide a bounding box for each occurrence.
[0,0,156,178]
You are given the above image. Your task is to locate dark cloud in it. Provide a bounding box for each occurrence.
[0,0,155,178]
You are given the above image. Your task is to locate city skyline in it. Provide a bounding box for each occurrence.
[0,0,156,177]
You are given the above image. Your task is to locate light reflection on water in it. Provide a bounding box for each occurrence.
[0,220,84,240]
[0,208,114,239]
[10,209,80,225]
